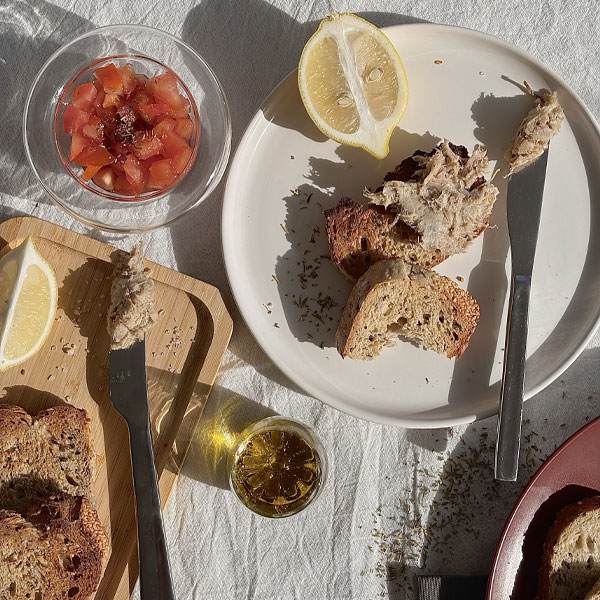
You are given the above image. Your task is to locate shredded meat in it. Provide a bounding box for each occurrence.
[364,140,498,255]
[107,242,157,350]
[505,81,564,175]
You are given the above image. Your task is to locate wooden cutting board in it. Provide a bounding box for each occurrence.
[0,217,233,599]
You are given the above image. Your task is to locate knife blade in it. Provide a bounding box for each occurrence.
[109,339,175,599]
[495,148,549,482]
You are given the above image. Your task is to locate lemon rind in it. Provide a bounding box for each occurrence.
[0,237,58,372]
[298,12,408,159]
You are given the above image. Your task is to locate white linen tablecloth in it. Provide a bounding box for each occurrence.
[2,1,600,598]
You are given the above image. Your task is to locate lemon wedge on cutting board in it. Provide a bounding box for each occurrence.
[298,12,408,159]
[0,237,58,371]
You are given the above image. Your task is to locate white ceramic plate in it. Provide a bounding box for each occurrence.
[222,24,600,427]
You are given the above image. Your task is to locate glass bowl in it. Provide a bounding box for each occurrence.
[54,55,201,203]
[228,416,327,518]
[23,25,231,233]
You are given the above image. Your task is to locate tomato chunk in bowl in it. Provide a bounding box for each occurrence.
[59,60,198,198]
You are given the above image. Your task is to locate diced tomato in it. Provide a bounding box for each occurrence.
[145,103,171,118]
[133,135,162,160]
[94,105,117,129]
[174,116,193,142]
[82,115,103,142]
[118,64,138,95]
[172,146,193,174]
[136,105,153,123]
[123,155,147,195]
[147,74,186,109]
[112,157,126,174]
[139,155,161,170]
[110,142,134,159]
[73,143,115,167]
[72,83,98,111]
[63,62,195,200]
[69,133,88,161]
[114,174,135,196]
[93,88,106,110]
[94,63,123,94]
[170,98,191,118]
[92,166,117,191]
[149,158,176,187]
[82,165,101,181]
[157,129,188,158]
[141,156,162,191]
[103,93,123,109]
[132,89,152,103]
[144,174,161,191]
[63,105,90,135]
[131,90,156,123]
[153,117,177,136]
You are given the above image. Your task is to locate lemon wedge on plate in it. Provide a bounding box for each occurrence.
[298,12,408,159]
[0,237,58,371]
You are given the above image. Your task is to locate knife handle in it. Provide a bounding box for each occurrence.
[495,274,531,482]
[128,417,176,600]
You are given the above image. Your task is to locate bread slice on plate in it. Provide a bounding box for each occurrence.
[0,492,109,599]
[537,496,600,600]
[325,141,498,280]
[324,198,446,281]
[336,258,479,360]
[0,404,94,513]
[364,140,499,257]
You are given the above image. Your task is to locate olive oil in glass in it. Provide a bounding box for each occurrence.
[229,417,326,518]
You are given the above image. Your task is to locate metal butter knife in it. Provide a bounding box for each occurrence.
[109,339,176,599]
[494,148,549,481]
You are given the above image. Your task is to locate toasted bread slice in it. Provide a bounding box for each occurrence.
[364,140,498,257]
[336,258,479,360]
[0,493,108,599]
[537,496,600,600]
[325,142,497,280]
[324,198,446,281]
[0,405,94,513]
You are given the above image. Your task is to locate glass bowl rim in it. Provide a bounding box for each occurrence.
[23,23,232,233]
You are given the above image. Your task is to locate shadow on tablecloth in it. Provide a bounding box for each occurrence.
[181,385,276,490]
[0,0,92,200]
[164,2,430,393]
[382,347,600,598]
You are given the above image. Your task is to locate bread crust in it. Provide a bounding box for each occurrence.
[537,496,600,600]
[0,493,108,599]
[325,142,496,281]
[324,199,446,281]
[336,259,479,359]
[0,404,94,513]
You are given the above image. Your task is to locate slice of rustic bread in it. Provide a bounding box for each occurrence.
[0,405,94,513]
[364,140,498,257]
[336,258,479,360]
[537,496,600,600]
[325,142,496,280]
[0,492,108,600]
[324,198,446,281]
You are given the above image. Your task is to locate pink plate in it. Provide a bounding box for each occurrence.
[487,416,600,599]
